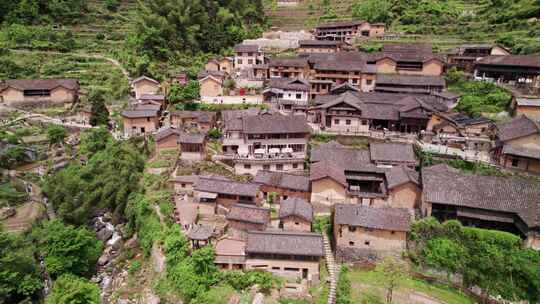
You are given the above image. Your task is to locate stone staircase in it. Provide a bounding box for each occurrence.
[323,234,338,304]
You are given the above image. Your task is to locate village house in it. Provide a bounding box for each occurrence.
[448,44,511,72]
[154,127,180,154]
[492,115,540,173]
[187,224,215,249]
[333,204,411,262]
[221,113,311,175]
[512,97,540,119]
[193,176,262,214]
[314,20,385,43]
[306,52,376,91]
[245,230,324,283]
[170,175,198,195]
[198,71,227,98]
[253,170,310,203]
[263,78,310,113]
[170,72,188,86]
[77,106,92,125]
[310,141,421,212]
[268,58,311,79]
[121,109,159,137]
[374,74,445,94]
[309,79,334,100]
[298,40,343,53]
[474,55,540,94]
[170,111,217,132]
[425,112,493,150]
[131,76,160,99]
[214,237,246,270]
[421,164,540,250]
[179,132,207,161]
[253,64,270,79]
[205,57,234,74]
[0,79,80,107]
[279,197,313,232]
[369,52,445,77]
[226,203,271,232]
[310,91,448,134]
[137,93,166,108]
[234,44,265,70]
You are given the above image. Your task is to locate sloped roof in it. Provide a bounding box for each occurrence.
[234,44,260,53]
[139,94,165,101]
[253,171,310,192]
[154,127,180,142]
[496,115,540,142]
[316,20,365,29]
[242,114,311,134]
[226,204,270,225]
[477,55,540,68]
[121,109,158,118]
[309,160,347,187]
[187,225,214,240]
[369,143,416,164]
[502,145,540,160]
[171,111,216,123]
[195,177,260,197]
[132,75,159,84]
[299,40,342,47]
[516,98,540,107]
[385,166,419,189]
[376,74,445,87]
[0,79,79,92]
[311,141,371,170]
[267,78,310,92]
[268,58,309,68]
[421,164,540,229]
[334,204,411,232]
[179,132,205,144]
[246,230,324,256]
[279,197,313,222]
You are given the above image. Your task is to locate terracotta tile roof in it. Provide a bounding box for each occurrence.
[385,166,419,189]
[279,197,313,222]
[477,55,540,68]
[421,164,540,229]
[369,143,417,164]
[242,114,311,134]
[309,160,347,187]
[226,204,271,225]
[502,145,540,160]
[121,109,158,118]
[267,78,310,92]
[496,115,540,142]
[334,204,411,232]
[253,171,310,192]
[246,230,324,256]
[0,79,79,91]
[234,44,260,53]
[178,132,205,144]
[195,177,260,197]
[376,74,445,87]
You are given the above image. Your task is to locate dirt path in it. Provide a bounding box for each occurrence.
[2,202,44,233]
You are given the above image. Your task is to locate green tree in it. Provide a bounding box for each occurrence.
[0,228,42,303]
[46,274,100,304]
[168,81,200,104]
[375,257,408,303]
[87,89,110,126]
[352,0,393,24]
[30,220,103,278]
[336,266,352,304]
[79,127,113,158]
[47,125,67,146]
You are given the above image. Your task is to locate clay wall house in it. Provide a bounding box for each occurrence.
[513,98,540,119]
[205,57,234,74]
[178,132,207,161]
[214,237,246,270]
[198,72,226,98]
[279,197,313,232]
[226,204,271,232]
[333,204,410,262]
[170,110,217,132]
[474,55,540,94]
[371,53,445,77]
[193,176,262,213]
[492,115,540,173]
[268,58,311,79]
[131,76,160,99]
[374,74,445,94]
[314,20,385,43]
[234,44,264,70]
[298,40,343,53]
[137,93,166,108]
[0,79,79,107]
[421,164,540,250]
[245,230,324,283]
[253,170,311,203]
[448,44,511,72]
[170,175,198,195]
[154,127,180,154]
[425,113,493,150]
[121,109,159,137]
[369,142,418,168]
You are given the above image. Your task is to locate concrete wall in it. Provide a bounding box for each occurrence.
[234,161,305,175]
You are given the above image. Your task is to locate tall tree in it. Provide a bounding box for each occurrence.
[87,90,110,127]
[45,274,100,304]
[376,257,408,303]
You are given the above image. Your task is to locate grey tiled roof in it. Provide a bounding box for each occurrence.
[279,197,313,222]
[311,141,371,170]
[268,58,309,68]
[477,55,540,68]
[421,164,540,229]
[121,109,158,118]
[139,94,165,100]
[376,74,445,87]
[246,230,324,256]
[299,40,342,47]
[267,78,310,91]
[178,132,205,144]
[171,111,216,123]
[334,204,411,232]
[154,127,180,142]
[502,145,540,160]
[253,171,310,192]
[187,225,214,240]
[496,115,540,142]
[195,177,260,197]
[0,79,79,91]
[316,20,365,29]
[242,114,311,134]
[226,204,270,225]
[385,166,419,189]
[309,160,347,187]
[234,44,260,53]
[369,143,417,164]
[132,75,159,84]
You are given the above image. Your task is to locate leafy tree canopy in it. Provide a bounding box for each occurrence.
[87,89,110,127]
[45,274,100,304]
[47,125,68,146]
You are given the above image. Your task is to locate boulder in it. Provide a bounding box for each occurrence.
[125,234,139,249]
[97,228,113,242]
[0,207,15,220]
